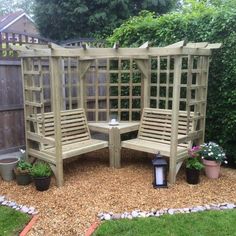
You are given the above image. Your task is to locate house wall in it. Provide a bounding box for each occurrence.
[6,15,39,35]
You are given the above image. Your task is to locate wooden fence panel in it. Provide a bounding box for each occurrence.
[0,61,25,154]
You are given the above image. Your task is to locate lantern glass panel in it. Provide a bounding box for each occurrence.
[155,166,164,185]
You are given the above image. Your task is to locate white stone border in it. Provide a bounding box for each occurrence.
[98,203,236,220]
[0,195,38,215]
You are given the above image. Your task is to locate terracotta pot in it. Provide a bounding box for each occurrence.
[203,159,221,179]
[186,168,200,185]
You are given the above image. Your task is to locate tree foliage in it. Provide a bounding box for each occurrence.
[33,0,177,40]
[0,0,34,16]
[108,2,236,162]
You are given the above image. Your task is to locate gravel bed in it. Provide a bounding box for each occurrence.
[0,150,236,236]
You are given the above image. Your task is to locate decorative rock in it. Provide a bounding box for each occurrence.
[220,206,228,210]
[226,203,235,209]
[127,215,133,219]
[112,214,121,220]
[131,211,139,218]
[155,212,160,217]
[168,209,175,215]
[104,214,111,220]
[97,212,104,218]
[204,204,211,210]
[140,212,146,218]
[31,210,38,215]
[98,202,236,221]
[2,201,8,205]
[183,208,190,213]
[21,206,29,213]
[159,209,165,214]
[8,202,16,207]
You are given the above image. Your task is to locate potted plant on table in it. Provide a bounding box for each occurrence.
[30,162,52,191]
[200,142,227,179]
[186,146,204,184]
[14,149,32,185]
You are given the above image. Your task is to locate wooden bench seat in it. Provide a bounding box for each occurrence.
[121,108,202,184]
[44,139,108,159]
[27,108,108,185]
[30,108,108,160]
[122,139,187,157]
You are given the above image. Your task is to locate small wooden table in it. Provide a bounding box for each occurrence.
[88,122,140,168]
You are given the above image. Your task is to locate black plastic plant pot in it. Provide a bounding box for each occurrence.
[16,173,32,185]
[33,176,51,191]
[186,168,200,185]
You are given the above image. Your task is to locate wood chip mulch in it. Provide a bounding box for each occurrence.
[1,150,236,236]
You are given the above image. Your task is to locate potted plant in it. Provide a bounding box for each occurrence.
[200,142,227,179]
[14,149,32,185]
[186,146,204,184]
[30,162,52,191]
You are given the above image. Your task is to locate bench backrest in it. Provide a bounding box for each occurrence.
[138,108,194,145]
[35,108,91,147]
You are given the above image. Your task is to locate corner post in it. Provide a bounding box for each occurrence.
[169,55,182,184]
[50,57,63,186]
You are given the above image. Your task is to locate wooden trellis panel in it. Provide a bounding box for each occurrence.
[84,58,142,122]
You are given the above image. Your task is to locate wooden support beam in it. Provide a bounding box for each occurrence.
[135,59,149,78]
[169,56,182,184]
[186,42,208,48]
[205,43,222,49]
[79,60,94,78]
[50,57,64,187]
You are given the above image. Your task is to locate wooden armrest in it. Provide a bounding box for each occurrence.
[177,130,203,144]
[27,131,55,145]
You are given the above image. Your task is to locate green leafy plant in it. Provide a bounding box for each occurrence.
[200,142,227,163]
[15,149,32,174]
[30,162,52,178]
[186,146,204,170]
[15,160,32,174]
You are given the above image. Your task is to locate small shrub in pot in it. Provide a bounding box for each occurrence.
[30,162,52,191]
[14,160,32,185]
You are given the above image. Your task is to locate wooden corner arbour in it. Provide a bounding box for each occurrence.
[12,41,221,186]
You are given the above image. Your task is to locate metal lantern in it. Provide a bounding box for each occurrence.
[152,152,168,188]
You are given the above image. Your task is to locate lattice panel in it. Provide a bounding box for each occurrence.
[149,56,175,110]
[149,55,209,137]
[85,58,142,122]
[60,57,81,110]
[22,57,52,139]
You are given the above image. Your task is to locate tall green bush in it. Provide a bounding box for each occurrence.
[108,5,236,163]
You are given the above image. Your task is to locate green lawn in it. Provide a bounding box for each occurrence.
[0,206,31,236]
[93,209,236,236]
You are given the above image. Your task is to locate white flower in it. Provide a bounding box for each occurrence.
[218,154,221,156]
[224,160,228,164]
